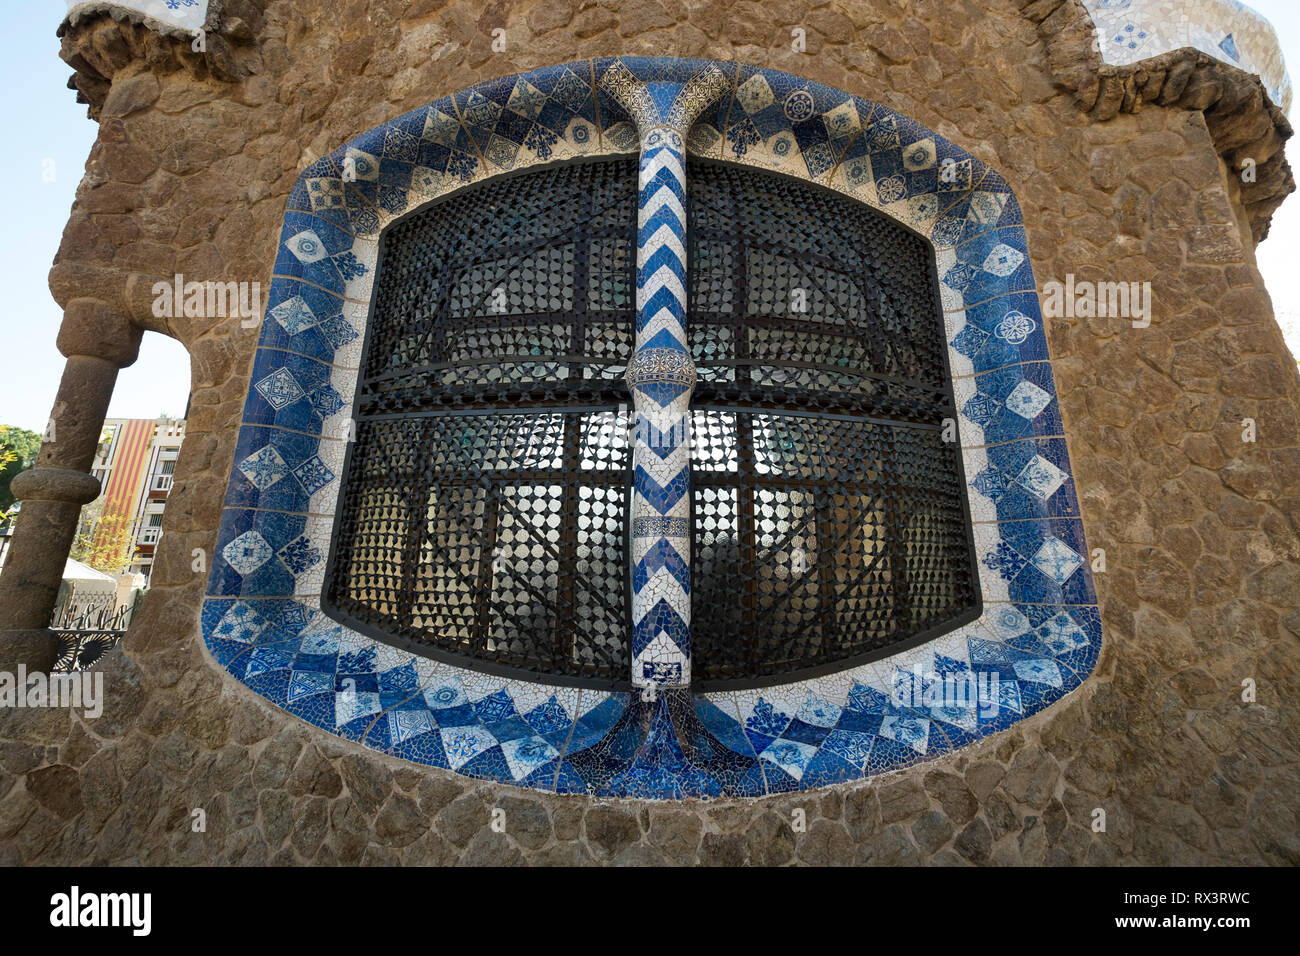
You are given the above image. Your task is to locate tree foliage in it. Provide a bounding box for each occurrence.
[68,497,135,575]
[0,425,42,517]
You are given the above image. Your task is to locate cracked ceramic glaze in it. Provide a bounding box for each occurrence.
[1081,0,1292,112]
[201,58,1102,799]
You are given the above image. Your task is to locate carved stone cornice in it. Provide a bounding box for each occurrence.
[57,0,262,119]
[1021,0,1294,242]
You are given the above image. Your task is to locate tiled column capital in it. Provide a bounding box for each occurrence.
[598,60,732,141]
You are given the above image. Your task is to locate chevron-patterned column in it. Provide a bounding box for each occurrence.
[599,63,729,690]
[626,128,693,689]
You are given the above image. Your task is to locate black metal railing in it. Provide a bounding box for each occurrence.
[50,602,132,672]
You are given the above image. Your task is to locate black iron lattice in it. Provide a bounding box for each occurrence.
[688,160,978,686]
[326,160,638,684]
[325,156,978,688]
[52,632,123,673]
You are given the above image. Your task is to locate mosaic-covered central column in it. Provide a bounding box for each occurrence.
[599,63,729,690]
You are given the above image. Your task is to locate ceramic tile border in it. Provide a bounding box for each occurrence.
[201,58,1102,798]
[1082,0,1292,112]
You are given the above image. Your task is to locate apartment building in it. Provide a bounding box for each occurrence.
[89,417,185,583]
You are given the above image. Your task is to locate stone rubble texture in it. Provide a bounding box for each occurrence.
[2,0,1298,865]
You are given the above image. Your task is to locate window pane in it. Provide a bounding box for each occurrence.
[687,160,978,685]
[328,159,636,684]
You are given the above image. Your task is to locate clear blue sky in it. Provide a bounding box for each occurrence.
[1,2,1297,434]
[0,4,190,433]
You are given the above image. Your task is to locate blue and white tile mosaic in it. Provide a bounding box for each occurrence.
[64,0,207,34]
[599,60,732,689]
[1081,0,1292,113]
[202,59,1104,798]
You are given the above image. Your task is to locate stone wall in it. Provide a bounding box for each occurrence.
[1027,0,1295,241]
[2,0,1298,865]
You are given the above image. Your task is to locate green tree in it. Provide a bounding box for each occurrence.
[68,498,135,575]
[0,425,42,518]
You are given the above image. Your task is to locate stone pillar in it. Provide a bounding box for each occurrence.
[0,300,140,671]
[600,63,729,691]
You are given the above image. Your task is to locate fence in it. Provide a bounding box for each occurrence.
[49,601,133,673]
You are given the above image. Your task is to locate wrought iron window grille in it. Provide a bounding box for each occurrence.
[323,156,979,691]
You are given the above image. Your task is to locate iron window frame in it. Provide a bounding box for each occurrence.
[320,153,982,693]
[685,158,981,691]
